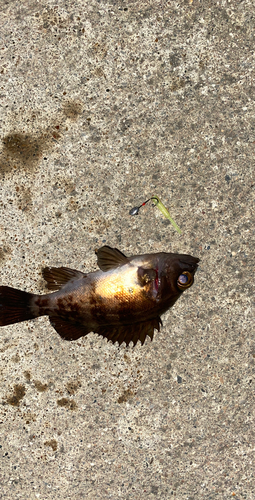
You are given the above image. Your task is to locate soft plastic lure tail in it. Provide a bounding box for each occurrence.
[129,196,182,235]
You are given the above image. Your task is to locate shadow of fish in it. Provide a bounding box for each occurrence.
[0,246,199,347]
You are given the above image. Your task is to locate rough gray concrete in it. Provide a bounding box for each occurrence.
[0,0,254,498]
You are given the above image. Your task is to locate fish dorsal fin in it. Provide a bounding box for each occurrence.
[42,267,85,291]
[96,246,129,271]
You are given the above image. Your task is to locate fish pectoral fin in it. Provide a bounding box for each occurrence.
[96,246,129,271]
[137,267,157,286]
[42,267,85,291]
[49,316,92,341]
[95,317,162,347]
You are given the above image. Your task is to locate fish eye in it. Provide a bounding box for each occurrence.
[177,271,194,290]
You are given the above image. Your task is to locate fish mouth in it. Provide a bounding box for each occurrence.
[179,257,200,272]
[153,268,168,300]
[153,270,159,296]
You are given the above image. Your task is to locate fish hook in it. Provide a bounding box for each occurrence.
[129,195,182,235]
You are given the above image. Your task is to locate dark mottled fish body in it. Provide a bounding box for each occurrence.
[0,246,199,347]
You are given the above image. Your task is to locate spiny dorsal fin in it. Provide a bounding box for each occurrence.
[42,267,85,291]
[96,246,129,272]
[95,317,162,347]
[48,313,162,347]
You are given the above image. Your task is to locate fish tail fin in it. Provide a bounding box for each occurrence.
[0,286,38,326]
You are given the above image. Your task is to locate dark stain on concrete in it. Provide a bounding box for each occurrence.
[0,132,49,176]
[24,371,31,381]
[11,353,20,363]
[0,245,11,265]
[15,185,33,212]
[62,99,83,120]
[44,439,57,452]
[0,99,83,178]
[34,380,48,392]
[66,379,81,395]
[6,384,26,406]
[3,133,44,163]
[117,388,134,404]
[57,397,77,410]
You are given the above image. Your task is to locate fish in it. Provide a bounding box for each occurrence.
[0,246,199,347]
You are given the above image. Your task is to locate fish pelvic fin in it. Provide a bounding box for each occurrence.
[49,316,92,341]
[42,267,85,291]
[95,317,162,347]
[96,246,129,271]
[0,286,37,326]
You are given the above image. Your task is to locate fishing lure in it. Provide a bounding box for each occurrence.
[129,196,182,235]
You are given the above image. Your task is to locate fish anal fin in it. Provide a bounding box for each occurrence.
[96,246,129,272]
[95,317,162,347]
[49,316,91,341]
[42,267,85,291]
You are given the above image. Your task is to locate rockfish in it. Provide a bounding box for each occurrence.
[0,246,199,347]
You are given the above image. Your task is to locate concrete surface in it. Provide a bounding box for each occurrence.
[0,0,254,499]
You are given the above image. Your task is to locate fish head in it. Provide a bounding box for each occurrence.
[155,252,199,305]
[132,251,199,310]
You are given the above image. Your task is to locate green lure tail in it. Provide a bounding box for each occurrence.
[151,196,182,235]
